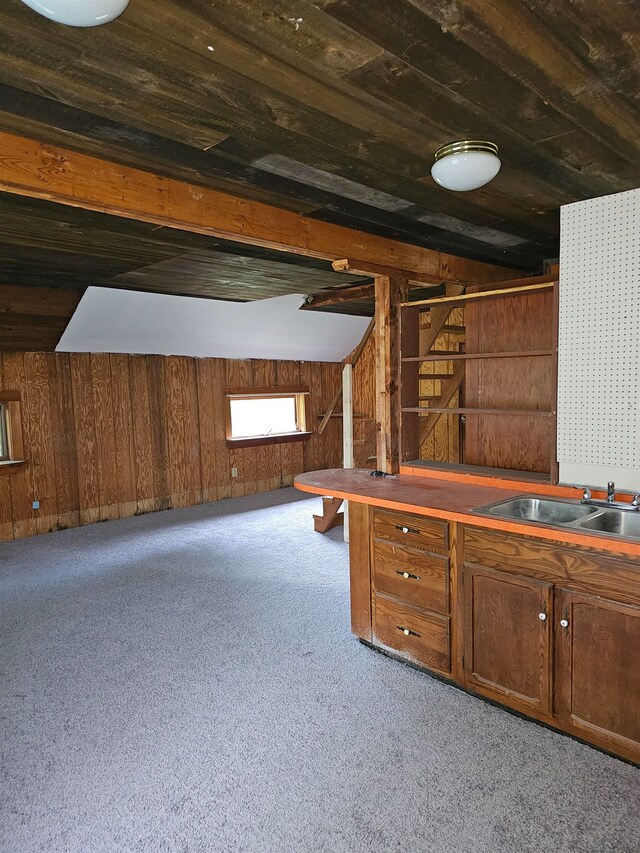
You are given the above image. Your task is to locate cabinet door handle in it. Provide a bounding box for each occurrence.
[538,612,547,621]
[397,625,421,638]
[397,570,421,581]
[560,618,569,628]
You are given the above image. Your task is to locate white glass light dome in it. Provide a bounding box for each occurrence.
[20,0,129,26]
[431,141,501,192]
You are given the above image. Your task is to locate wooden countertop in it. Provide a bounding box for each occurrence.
[295,468,640,559]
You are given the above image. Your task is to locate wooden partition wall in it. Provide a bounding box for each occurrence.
[0,352,342,542]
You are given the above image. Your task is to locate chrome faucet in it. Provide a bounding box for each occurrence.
[578,482,640,512]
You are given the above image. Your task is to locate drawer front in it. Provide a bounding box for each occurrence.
[373,509,448,555]
[373,540,449,613]
[373,595,451,675]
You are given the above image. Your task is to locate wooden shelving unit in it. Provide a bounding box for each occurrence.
[398,275,559,482]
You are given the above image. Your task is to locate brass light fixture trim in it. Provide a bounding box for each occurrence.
[433,140,499,162]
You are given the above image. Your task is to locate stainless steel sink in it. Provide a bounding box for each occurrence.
[474,497,599,525]
[578,511,640,539]
[472,495,640,541]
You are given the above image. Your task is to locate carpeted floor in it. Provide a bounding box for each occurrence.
[1,489,638,853]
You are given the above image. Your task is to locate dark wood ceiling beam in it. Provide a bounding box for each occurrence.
[0,132,520,284]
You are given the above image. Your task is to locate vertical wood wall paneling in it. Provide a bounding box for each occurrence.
[4,354,37,537]
[50,353,80,530]
[196,358,219,504]
[149,355,172,510]
[320,361,342,470]
[129,356,156,515]
[23,353,58,534]
[70,353,100,525]
[211,359,232,500]
[91,353,119,521]
[110,354,137,519]
[0,357,14,540]
[465,290,554,472]
[0,354,342,541]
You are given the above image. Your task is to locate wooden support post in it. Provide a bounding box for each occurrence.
[374,275,407,473]
[342,363,353,542]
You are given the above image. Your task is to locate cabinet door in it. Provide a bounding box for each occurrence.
[556,589,640,761]
[463,565,553,716]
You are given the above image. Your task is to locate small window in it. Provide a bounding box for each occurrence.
[0,404,9,462]
[0,393,25,468]
[225,387,311,447]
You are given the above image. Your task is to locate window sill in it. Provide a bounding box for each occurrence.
[226,432,313,449]
[0,459,26,474]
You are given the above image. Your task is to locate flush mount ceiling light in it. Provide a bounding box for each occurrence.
[20,0,129,26]
[431,140,501,192]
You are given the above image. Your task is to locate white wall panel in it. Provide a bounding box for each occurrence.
[558,188,640,490]
[57,288,370,363]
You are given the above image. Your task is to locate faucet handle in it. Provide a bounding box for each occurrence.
[577,485,591,501]
[632,494,640,508]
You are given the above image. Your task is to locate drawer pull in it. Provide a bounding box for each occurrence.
[397,570,421,581]
[397,625,421,638]
[396,524,420,535]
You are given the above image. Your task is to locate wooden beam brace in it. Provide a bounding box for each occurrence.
[305,282,374,308]
[332,258,447,286]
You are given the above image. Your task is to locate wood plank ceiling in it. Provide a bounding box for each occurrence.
[1,0,638,276]
[0,192,372,350]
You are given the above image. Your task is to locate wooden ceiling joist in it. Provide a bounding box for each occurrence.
[0,131,518,282]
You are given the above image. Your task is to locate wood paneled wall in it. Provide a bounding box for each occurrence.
[465,290,555,472]
[0,352,342,541]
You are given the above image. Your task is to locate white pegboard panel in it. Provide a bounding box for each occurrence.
[558,188,639,470]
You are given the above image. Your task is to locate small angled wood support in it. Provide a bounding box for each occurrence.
[313,497,344,533]
[354,418,377,467]
[318,317,375,435]
[419,362,466,445]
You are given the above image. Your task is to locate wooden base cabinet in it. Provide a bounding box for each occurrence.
[460,525,640,763]
[556,589,640,759]
[347,504,640,763]
[462,566,553,717]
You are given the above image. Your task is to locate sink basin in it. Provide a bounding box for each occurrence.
[578,511,640,540]
[474,497,599,525]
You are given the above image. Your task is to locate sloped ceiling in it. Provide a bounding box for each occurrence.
[57,288,370,362]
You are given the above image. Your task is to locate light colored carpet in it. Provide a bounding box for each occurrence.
[1,488,638,853]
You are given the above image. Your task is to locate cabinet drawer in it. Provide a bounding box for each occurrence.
[373,510,448,555]
[373,540,449,613]
[373,595,450,675]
